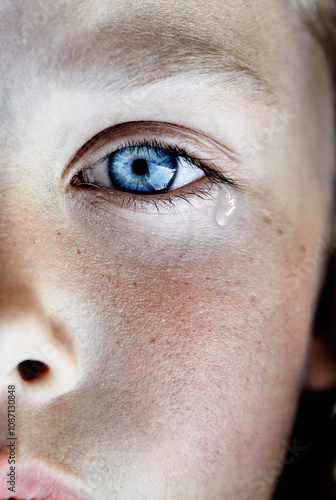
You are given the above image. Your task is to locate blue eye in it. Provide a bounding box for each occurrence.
[109,145,178,194]
[78,141,206,195]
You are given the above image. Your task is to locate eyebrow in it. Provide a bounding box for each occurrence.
[45,15,276,104]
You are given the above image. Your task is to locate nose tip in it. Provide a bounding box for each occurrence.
[0,315,79,401]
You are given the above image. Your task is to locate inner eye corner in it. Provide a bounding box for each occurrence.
[69,172,83,186]
[17,359,49,382]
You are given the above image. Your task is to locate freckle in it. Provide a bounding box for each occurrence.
[277,228,283,235]
[263,216,272,225]
[77,249,81,254]
[300,245,306,253]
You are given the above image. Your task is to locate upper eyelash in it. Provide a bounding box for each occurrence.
[90,138,240,189]
[72,138,240,212]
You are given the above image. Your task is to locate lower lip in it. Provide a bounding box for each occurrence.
[0,459,91,500]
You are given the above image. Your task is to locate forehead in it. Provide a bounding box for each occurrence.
[1,0,288,35]
[2,0,331,198]
[0,0,296,94]
[1,0,331,186]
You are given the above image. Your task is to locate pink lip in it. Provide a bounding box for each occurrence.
[0,459,92,500]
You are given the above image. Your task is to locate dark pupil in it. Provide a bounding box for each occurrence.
[132,158,148,176]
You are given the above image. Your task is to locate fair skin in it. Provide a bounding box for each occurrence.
[0,0,335,499]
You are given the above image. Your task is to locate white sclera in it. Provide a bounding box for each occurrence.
[215,186,237,227]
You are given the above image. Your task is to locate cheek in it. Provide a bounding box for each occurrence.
[7,178,320,499]
[36,201,314,481]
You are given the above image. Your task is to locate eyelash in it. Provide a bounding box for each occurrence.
[71,138,239,213]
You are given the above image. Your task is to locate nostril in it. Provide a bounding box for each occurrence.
[18,359,48,381]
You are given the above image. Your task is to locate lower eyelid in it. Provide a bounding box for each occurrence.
[73,163,235,217]
[72,175,213,211]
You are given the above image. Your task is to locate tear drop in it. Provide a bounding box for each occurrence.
[215,186,237,227]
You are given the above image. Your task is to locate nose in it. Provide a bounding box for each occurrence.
[0,284,79,401]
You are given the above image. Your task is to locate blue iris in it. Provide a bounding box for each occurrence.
[108,145,178,194]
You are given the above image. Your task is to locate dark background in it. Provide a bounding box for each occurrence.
[273,389,336,500]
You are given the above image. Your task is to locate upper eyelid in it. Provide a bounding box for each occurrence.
[64,121,242,188]
[64,121,240,171]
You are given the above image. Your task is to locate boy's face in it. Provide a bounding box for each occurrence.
[0,0,334,498]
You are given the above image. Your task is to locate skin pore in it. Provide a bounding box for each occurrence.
[0,0,335,499]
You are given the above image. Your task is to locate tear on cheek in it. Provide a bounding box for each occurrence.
[215,186,237,227]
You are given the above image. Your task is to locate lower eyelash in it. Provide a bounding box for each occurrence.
[118,181,220,213]
[74,177,220,214]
